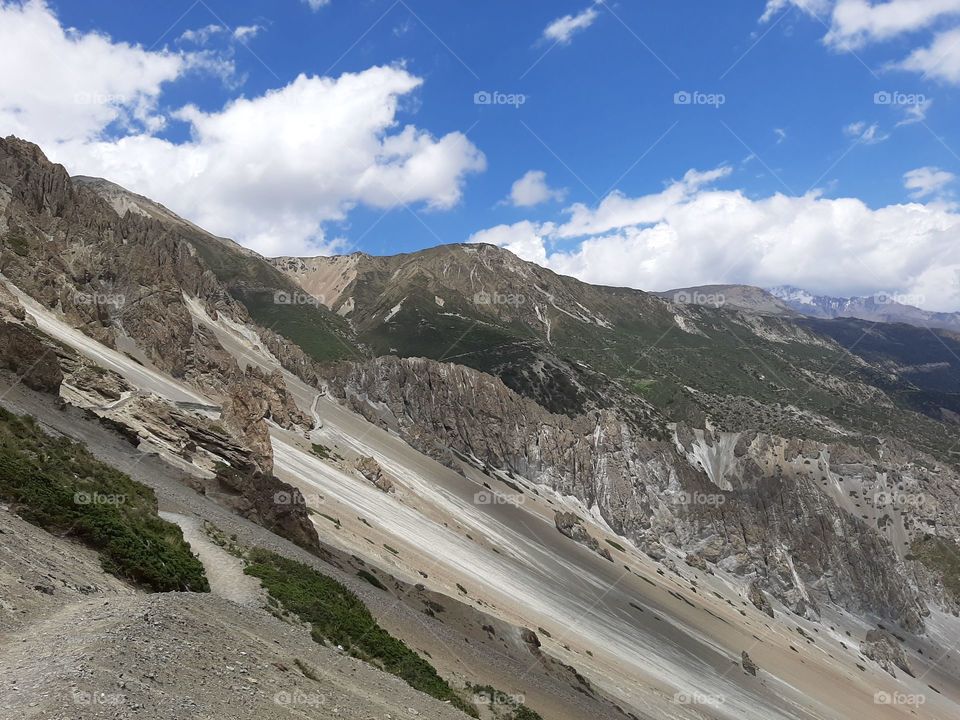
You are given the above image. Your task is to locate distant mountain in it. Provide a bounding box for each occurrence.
[657,284,797,316]
[769,284,960,332]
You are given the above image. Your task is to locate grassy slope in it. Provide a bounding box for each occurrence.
[244,548,478,717]
[0,408,208,592]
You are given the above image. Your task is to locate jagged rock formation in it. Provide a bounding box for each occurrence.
[354,455,394,493]
[748,580,775,618]
[742,651,759,676]
[327,355,935,630]
[861,630,913,678]
[555,511,613,561]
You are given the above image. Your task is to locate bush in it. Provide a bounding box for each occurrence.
[244,549,477,716]
[0,408,208,592]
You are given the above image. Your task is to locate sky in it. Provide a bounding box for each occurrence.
[1,0,960,310]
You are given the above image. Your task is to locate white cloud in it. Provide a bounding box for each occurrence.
[762,1,960,85]
[774,127,788,144]
[825,0,960,49]
[0,0,186,144]
[508,170,566,207]
[53,69,485,256]
[471,168,960,312]
[904,166,955,199]
[555,167,732,238]
[233,24,263,42]
[895,97,932,125]
[895,27,960,83]
[543,4,599,45]
[469,220,552,266]
[303,0,330,10]
[843,120,889,143]
[179,24,225,45]
[760,0,830,24]
[0,1,484,257]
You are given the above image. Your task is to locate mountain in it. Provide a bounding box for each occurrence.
[657,283,797,316]
[770,284,960,332]
[2,137,960,719]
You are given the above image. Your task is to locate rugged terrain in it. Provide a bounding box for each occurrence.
[2,135,960,719]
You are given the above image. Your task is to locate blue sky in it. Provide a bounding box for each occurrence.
[2,1,960,308]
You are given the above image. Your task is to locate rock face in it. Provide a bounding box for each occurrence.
[748,580,775,619]
[554,512,613,561]
[742,651,759,676]
[0,321,62,393]
[861,630,913,678]
[355,456,394,493]
[327,355,935,631]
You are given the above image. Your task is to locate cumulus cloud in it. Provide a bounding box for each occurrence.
[470,168,960,312]
[507,170,566,207]
[762,1,960,85]
[0,1,484,257]
[0,0,185,144]
[904,166,956,199]
[895,26,960,84]
[824,0,960,49]
[543,4,600,45]
[233,24,263,42]
[303,0,331,10]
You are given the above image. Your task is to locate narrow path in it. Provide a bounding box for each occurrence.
[160,511,263,607]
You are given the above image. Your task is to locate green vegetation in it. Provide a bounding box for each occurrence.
[0,408,208,592]
[383,543,400,555]
[356,569,388,591]
[605,538,626,552]
[310,443,332,459]
[910,535,960,600]
[467,683,543,720]
[243,549,477,717]
[231,289,356,364]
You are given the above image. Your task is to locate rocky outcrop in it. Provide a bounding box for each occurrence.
[0,321,62,393]
[861,630,913,678]
[355,456,394,493]
[327,355,932,631]
[748,580,775,618]
[742,651,759,676]
[555,512,613,561]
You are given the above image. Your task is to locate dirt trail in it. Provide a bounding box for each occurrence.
[160,511,263,608]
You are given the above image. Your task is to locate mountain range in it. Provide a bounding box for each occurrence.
[2,136,960,719]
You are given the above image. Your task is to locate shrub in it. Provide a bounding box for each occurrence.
[0,408,208,592]
[244,549,477,717]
